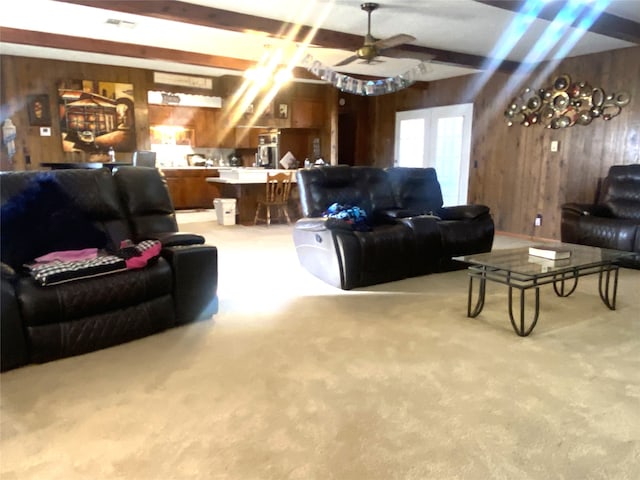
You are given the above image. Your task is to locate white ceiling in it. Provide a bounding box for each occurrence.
[1,0,639,83]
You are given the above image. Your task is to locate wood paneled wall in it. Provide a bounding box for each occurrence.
[0,56,332,168]
[0,56,152,168]
[1,46,639,239]
[368,46,640,240]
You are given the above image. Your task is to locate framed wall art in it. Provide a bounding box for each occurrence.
[58,79,136,153]
[278,103,288,119]
[27,94,51,126]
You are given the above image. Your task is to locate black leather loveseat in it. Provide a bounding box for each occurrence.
[561,164,640,267]
[293,165,494,289]
[1,166,218,371]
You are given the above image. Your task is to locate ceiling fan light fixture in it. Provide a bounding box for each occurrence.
[334,2,416,67]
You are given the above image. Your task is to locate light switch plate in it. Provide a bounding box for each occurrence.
[40,127,51,136]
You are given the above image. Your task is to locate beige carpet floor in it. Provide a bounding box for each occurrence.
[1,210,639,480]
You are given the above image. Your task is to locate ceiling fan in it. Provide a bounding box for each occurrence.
[334,2,416,67]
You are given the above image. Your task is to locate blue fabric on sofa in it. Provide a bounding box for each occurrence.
[0,173,107,269]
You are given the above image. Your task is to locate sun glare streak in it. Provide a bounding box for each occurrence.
[464,0,547,100]
[530,0,611,87]
[465,0,610,108]
[501,0,591,99]
[217,0,334,136]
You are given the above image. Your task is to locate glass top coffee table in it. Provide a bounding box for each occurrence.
[456,243,633,337]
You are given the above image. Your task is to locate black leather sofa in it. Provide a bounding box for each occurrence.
[1,166,218,371]
[561,164,640,267]
[293,165,494,289]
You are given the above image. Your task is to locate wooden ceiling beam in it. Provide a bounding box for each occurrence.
[55,0,522,72]
[475,0,640,44]
[0,27,319,81]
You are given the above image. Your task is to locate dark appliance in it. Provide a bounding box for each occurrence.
[257,131,279,168]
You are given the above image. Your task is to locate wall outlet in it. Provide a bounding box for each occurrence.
[550,140,559,152]
[534,214,542,226]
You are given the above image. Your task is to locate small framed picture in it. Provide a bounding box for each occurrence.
[27,94,51,126]
[278,103,288,119]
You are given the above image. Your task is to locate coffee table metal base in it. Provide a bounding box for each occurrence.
[467,264,620,336]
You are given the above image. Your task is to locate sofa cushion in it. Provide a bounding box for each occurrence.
[297,166,370,218]
[16,257,173,327]
[437,205,490,220]
[113,166,179,238]
[385,167,444,213]
[1,173,107,269]
[602,176,640,220]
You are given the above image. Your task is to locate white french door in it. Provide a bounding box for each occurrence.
[394,103,473,206]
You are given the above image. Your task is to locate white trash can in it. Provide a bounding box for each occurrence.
[213,198,237,225]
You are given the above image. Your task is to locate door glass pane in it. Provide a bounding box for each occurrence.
[435,116,464,205]
[398,118,424,167]
[395,104,472,206]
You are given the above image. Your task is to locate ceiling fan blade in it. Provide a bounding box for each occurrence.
[334,55,359,67]
[381,47,435,62]
[374,34,416,50]
[358,59,384,65]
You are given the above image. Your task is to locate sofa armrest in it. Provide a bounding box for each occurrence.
[143,231,205,247]
[295,217,354,232]
[561,203,612,217]
[1,274,29,371]
[161,244,218,325]
[1,261,16,281]
[376,208,425,220]
[437,205,490,221]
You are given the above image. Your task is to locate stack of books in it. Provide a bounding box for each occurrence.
[528,245,572,260]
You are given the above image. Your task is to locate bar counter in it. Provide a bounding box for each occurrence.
[206,169,299,225]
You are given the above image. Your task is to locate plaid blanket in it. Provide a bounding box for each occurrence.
[26,255,127,286]
[25,239,162,286]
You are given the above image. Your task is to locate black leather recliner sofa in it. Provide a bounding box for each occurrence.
[293,165,494,289]
[1,166,218,371]
[561,164,640,267]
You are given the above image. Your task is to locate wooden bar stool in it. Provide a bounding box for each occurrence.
[254,172,293,226]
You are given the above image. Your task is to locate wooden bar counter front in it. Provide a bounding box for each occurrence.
[206,168,300,225]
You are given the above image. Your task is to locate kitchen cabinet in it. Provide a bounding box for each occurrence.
[160,168,220,209]
[215,120,236,148]
[235,127,263,148]
[148,105,218,147]
[279,129,320,164]
[291,98,325,128]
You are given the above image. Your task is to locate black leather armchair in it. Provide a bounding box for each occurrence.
[293,166,494,289]
[561,164,640,266]
[1,166,218,371]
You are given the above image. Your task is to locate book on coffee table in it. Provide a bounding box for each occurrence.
[528,245,572,260]
[527,255,571,272]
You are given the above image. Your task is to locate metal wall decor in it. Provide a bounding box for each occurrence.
[301,54,429,96]
[504,73,630,129]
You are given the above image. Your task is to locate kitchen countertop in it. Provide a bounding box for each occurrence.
[206,168,298,184]
[206,178,297,184]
